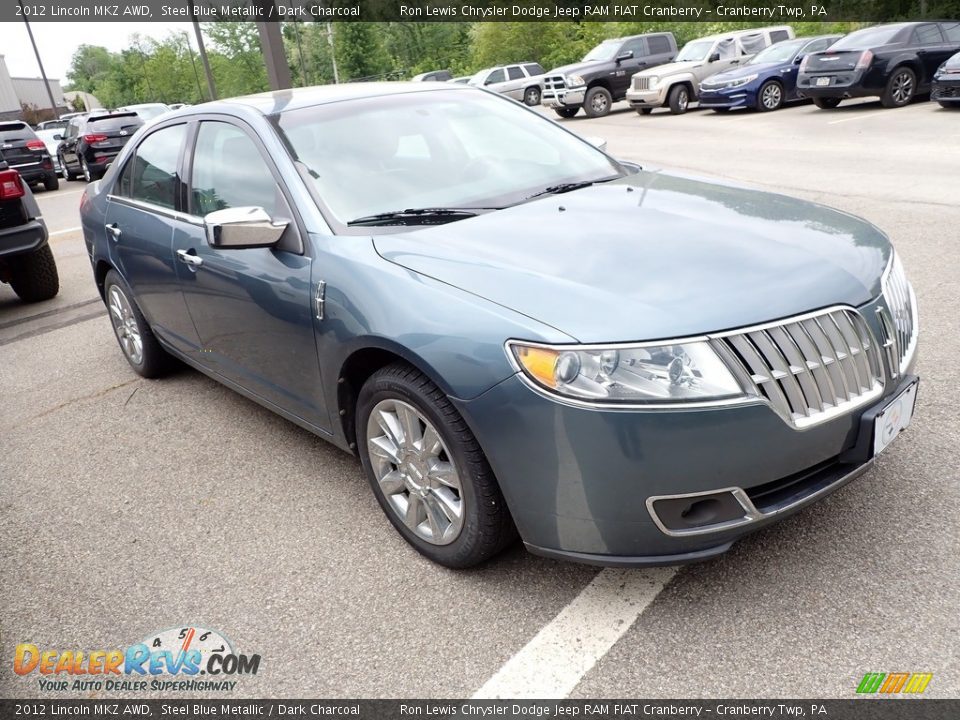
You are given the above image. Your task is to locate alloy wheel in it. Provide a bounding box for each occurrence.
[591,93,609,114]
[81,158,91,182]
[59,155,69,180]
[892,72,914,105]
[762,84,782,110]
[366,399,464,546]
[108,284,143,365]
[677,89,689,111]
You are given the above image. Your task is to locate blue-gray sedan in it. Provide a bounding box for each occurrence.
[80,84,919,568]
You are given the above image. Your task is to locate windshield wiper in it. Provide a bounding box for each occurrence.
[347,207,483,227]
[523,176,620,203]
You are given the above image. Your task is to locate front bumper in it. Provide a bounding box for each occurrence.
[932,78,960,103]
[543,87,586,108]
[697,87,756,109]
[455,303,918,567]
[626,86,667,108]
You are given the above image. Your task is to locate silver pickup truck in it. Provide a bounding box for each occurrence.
[627,26,795,115]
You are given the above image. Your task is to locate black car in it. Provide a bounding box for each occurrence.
[0,160,57,302]
[58,112,143,182]
[0,121,59,191]
[932,49,960,106]
[799,21,960,108]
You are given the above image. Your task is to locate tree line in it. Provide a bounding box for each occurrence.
[65,19,900,107]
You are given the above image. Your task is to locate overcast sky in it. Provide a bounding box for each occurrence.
[3,22,199,83]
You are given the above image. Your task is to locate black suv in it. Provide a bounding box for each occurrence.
[542,32,678,118]
[0,121,59,191]
[0,160,58,302]
[58,112,143,182]
[799,21,960,108]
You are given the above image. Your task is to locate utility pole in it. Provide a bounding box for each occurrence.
[190,10,217,100]
[17,0,60,119]
[255,0,293,91]
[183,32,204,102]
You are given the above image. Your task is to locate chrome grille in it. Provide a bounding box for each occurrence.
[712,308,884,428]
[633,76,651,91]
[881,252,917,375]
[543,75,566,92]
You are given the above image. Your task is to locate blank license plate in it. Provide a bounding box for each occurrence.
[816,77,832,87]
[873,381,918,456]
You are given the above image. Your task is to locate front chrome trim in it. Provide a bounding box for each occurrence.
[646,460,874,537]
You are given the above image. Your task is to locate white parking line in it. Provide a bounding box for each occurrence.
[472,566,676,699]
[39,189,85,198]
[49,226,81,236]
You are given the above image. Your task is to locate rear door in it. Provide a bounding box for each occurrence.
[912,24,951,84]
[500,66,527,99]
[0,122,46,177]
[104,122,202,353]
[175,118,328,429]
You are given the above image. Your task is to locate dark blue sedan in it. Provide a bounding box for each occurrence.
[699,35,842,112]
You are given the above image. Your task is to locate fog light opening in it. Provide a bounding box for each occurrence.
[680,498,722,525]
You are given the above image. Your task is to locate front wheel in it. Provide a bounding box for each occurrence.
[554,106,579,119]
[757,80,784,111]
[357,362,516,568]
[523,86,541,106]
[668,84,691,114]
[103,270,177,378]
[882,67,916,108]
[813,97,842,109]
[583,86,613,118]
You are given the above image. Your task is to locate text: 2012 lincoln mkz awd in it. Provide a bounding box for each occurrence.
[80,84,918,568]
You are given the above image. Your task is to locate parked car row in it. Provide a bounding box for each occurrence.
[531,21,960,118]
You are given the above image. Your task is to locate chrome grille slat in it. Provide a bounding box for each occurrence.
[633,76,651,91]
[714,308,884,429]
[882,252,917,374]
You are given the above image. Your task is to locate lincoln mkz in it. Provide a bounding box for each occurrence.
[80,84,919,568]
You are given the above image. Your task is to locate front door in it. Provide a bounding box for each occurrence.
[175,119,329,430]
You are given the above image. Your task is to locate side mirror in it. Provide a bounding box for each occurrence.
[708,52,721,63]
[204,206,287,249]
[616,50,634,62]
[794,55,804,65]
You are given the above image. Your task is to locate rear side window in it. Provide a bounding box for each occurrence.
[770,30,791,44]
[523,63,545,76]
[914,24,944,45]
[123,124,186,210]
[802,38,835,55]
[647,35,672,55]
[943,22,960,42]
[507,66,524,81]
[190,122,279,218]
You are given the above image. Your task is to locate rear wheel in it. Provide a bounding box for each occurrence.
[43,172,59,191]
[583,86,613,118]
[668,84,691,114]
[59,153,77,180]
[80,157,92,183]
[523,86,541,106]
[103,270,177,378]
[554,107,579,119]
[881,67,916,108]
[357,362,516,568]
[813,97,842,109]
[8,244,59,302]
[757,80,784,111]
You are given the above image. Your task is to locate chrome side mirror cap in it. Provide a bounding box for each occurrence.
[204,206,287,249]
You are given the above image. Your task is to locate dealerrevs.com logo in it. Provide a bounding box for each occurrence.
[14,626,261,692]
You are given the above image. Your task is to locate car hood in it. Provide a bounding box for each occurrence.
[706,62,782,83]
[373,172,890,343]
[547,59,608,76]
[635,60,702,78]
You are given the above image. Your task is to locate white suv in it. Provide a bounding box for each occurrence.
[469,63,547,106]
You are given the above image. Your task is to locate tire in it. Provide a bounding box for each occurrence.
[636,107,653,115]
[881,67,916,108]
[80,157,92,183]
[357,362,517,568]
[8,244,59,302]
[940,101,958,109]
[668,84,691,114]
[43,173,60,191]
[103,269,177,378]
[583,86,613,118]
[554,107,579,119]
[523,86,541,106]
[756,80,784,111]
[813,97,842,109]
[59,153,76,181]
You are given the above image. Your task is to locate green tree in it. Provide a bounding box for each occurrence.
[65,45,117,94]
[333,23,393,81]
[204,22,269,96]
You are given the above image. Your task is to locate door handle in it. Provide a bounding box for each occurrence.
[105,223,121,241]
[176,249,203,268]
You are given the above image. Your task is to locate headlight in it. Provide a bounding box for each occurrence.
[646,76,659,88]
[565,74,585,88]
[508,341,745,404]
[724,74,758,89]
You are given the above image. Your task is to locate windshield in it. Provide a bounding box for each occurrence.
[675,40,714,62]
[582,41,620,63]
[277,89,622,225]
[830,25,905,50]
[749,40,804,65]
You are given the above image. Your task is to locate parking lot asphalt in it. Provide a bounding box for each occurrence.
[1,96,958,700]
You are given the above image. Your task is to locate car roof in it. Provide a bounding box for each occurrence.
[692,26,793,42]
[212,82,473,116]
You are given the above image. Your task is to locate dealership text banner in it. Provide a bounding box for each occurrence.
[4,0,952,23]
